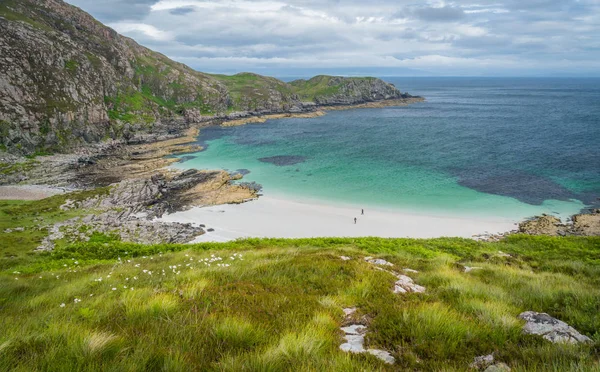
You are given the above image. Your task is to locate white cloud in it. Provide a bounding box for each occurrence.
[108,22,173,41]
[65,0,600,75]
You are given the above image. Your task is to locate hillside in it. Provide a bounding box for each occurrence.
[1,194,599,370]
[290,75,409,105]
[0,0,411,155]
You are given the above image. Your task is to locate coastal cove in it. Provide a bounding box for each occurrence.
[165,77,600,240]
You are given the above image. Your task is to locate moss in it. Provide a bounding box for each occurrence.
[64,59,78,72]
[0,1,53,32]
[84,52,102,70]
[0,159,38,175]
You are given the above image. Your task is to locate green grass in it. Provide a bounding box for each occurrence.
[64,59,79,73]
[0,197,599,370]
[0,159,39,175]
[289,75,377,101]
[0,0,53,32]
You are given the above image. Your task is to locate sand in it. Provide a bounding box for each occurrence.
[157,196,517,243]
[0,185,66,200]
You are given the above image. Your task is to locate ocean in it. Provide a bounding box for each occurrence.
[173,77,600,221]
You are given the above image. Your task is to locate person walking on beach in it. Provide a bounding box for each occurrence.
[354,217,357,224]
[361,209,364,215]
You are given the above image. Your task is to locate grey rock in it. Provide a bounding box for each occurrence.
[393,274,426,294]
[484,363,511,372]
[470,354,494,370]
[364,257,394,266]
[518,311,592,344]
[367,349,395,365]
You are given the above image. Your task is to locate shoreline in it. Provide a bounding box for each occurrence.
[157,195,517,242]
[219,97,425,127]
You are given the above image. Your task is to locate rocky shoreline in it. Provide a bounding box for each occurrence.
[2,97,427,249]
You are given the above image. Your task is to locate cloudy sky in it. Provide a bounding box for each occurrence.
[65,0,600,76]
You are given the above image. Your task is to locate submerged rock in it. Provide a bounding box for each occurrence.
[518,311,592,344]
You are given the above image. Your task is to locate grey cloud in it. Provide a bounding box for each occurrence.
[170,7,196,16]
[64,0,600,76]
[413,6,466,22]
[66,0,155,22]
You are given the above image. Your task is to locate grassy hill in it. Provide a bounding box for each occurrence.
[1,196,599,371]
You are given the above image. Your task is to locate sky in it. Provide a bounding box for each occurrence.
[65,0,600,77]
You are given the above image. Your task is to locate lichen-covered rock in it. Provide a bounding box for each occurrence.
[484,363,511,372]
[518,311,592,344]
[470,354,495,370]
[393,274,426,294]
[364,257,394,266]
[518,212,600,237]
[519,215,563,235]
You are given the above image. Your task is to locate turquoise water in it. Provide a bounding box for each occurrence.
[174,78,600,221]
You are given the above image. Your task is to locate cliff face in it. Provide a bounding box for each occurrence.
[0,0,408,154]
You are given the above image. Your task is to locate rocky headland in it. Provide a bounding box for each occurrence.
[0,0,422,156]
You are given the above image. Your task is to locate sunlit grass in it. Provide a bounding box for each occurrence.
[1,199,599,370]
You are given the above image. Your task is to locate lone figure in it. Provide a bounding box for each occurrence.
[361,209,364,215]
[354,217,357,224]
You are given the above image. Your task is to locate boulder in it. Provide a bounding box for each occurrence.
[485,363,511,372]
[518,311,592,344]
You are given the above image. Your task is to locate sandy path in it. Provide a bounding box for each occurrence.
[0,185,66,200]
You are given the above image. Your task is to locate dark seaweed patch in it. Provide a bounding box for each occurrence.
[258,155,307,166]
[455,169,583,205]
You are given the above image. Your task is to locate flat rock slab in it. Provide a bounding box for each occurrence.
[518,311,592,344]
[394,274,426,294]
[364,257,394,266]
[343,307,357,316]
[339,310,395,364]
[485,363,511,372]
[367,349,395,364]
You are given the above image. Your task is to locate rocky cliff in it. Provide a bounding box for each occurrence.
[289,75,409,106]
[0,0,412,154]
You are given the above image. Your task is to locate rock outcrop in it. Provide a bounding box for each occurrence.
[339,307,395,364]
[518,311,592,344]
[0,0,417,155]
[519,211,600,236]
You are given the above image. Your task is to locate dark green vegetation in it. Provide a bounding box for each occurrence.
[1,197,599,371]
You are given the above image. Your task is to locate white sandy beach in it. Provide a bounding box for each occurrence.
[157,196,518,242]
